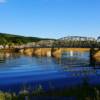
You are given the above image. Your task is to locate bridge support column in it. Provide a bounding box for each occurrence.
[90,48,96,67]
[51,48,62,58]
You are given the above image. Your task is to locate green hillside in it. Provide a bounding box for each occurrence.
[0,33,52,45]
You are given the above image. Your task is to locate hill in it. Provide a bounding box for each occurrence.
[0,33,53,45]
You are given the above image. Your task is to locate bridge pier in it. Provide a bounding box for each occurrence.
[13,47,100,67]
[90,48,96,67]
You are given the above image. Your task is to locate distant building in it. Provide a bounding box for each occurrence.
[97,37,100,42]
[36,40,54,47]
[0,45,3,49]
[26,42,36,47]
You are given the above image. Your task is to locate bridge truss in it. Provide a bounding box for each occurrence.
[53,36,100,48]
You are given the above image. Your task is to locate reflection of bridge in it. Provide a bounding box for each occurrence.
[15,47,100,67]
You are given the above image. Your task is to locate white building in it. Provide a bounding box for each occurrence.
[0,45,4,49]
[97,37,100,42]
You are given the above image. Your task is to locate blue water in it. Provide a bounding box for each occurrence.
[0,52,100,93]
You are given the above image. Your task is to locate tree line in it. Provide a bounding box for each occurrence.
[0,33,52,47]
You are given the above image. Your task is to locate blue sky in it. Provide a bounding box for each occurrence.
[0,0,100,39]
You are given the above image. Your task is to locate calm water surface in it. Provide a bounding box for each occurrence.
[0,51,100,93]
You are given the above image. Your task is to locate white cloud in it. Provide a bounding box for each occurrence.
[0,0,6,3]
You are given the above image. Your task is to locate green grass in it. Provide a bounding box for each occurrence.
[0,79,100,100]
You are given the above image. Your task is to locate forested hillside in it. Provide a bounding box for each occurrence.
[0,33,51,45]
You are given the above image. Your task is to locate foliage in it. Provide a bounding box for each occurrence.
[0,33,52,46]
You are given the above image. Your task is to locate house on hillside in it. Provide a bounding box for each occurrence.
[26,42,36,47]
[36,40,54,47]
[0,45,3,49]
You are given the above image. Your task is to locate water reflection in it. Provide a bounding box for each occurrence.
[0,51,100,93]
[56,51,90,67]
[0,52,20,63]
[0,51,98,71]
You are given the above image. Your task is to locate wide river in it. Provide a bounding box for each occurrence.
[0,51,100,93]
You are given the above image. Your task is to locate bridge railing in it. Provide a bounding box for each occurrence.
[14,40,100,49]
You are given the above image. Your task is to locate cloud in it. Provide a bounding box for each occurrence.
[0,0,6,3]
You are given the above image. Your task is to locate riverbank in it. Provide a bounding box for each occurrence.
[0,83,100,100]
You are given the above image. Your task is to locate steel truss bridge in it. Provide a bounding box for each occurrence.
[14,36,100,48]
[52,36,100,48]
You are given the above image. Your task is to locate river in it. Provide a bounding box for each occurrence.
[0,51,100,94]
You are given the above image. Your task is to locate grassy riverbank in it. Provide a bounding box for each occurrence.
[0,83,100,100]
